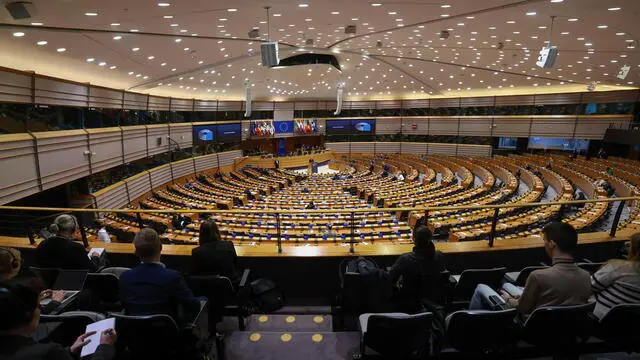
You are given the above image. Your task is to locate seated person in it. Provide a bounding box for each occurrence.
[35,215,100,271]
[1,247,67,314]
[191,220,240,283]
[0,279,117,360]
[119,228,201,326]
[592,233,640,319]
[305,201,316,210]
[388,226,446,312]
[469,222,591,316]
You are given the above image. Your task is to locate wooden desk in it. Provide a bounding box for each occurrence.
[239,151,334,169]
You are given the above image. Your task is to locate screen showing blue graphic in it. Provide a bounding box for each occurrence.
[217,123,242,141]
[498,137,518,149]
[326,119,376,134]
[274,120,294,134]
[193,125,216,145]
[584,103,597,115]
[528,137,590,151]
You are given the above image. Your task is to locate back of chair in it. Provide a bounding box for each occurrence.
[445,309,517,354]
[455,267,507,300]
[523,302,596,349]
[598,303,640,352]
[85,273,120,307]
[186,275,235,324]
[365,312,433,359]
[99,266,130,278]
[514,266,547,287]
[40,312,105,347]
[112,314,181,359]
[29,266,60,289]
[576,262,604,274]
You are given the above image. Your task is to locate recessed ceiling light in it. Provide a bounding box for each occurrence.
[36,40,47,45]
[526,12,537,15]
[441,4,451,8]
[585,42,592,46]
[597,25,608,29]
[148,56,155,60]
[371,3,382,6]
[132,47,140,51]
[227,8,237,12]
[56,48,66,52]
[31,22,43,26]
[331,11,340,15]
[163,15,174,19]
[86,58,95,62]
[440,14,449,17]
[608,7,621,11]
[567,18,578,22]
[157,2,170,6]
[175,38,182,42]
[298,3,309,7]
[170,23,179,27]
[550,0,564,2]
[129,29,139,32]
[12,32,25,37]
[98,62,106,66]
[109,65,116,69]
[273,13,281,16]
[110,23,120,26]
[85,12,98,16]
[113,35,122,40]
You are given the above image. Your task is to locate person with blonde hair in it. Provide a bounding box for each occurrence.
[0,247,21,281]
[35,214,99,271]
[591,233,640,319]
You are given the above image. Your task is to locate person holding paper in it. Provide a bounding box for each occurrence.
[0,278,117,360]
[469,222,591,315]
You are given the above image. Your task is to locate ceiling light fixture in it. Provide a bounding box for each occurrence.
[85,12,98,16]
[12,32,25,37]
[298,3,309,7]
[158,2,170,6]
[526,12,537,15]
[113,35,122,40]
[227,8,238,12]
[56,48,66,52]
[36,40,47,45]
[86,58,95,62]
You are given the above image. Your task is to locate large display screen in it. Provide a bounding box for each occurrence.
[251,120,275,136]
[274,120,294,134]
[326,119,376,134]
[193,125,217,145]
[498,137,518,149]
[217,123,241,141]
[294,119,318,134]
[528,137,590,151]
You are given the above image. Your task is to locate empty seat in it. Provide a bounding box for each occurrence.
[445,309,517,355]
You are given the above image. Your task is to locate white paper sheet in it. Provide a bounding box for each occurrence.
[80,317,115,357]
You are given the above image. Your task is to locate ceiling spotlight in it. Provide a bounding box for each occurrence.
[113,35,122,40]
[12,32,25,37]
[157,2,170,6]
[56,48,66,52]
[439,30,450,39]
[227,8,237,12]
[85,12,98,16]
[36,40,47,45]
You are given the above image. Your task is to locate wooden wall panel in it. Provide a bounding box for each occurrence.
[194,154,218,173]
[534,93,582,105]
[94,183,128,209]
[430,98,460,108]
[275,102,294,111]
[89,86,122,108]
[460,96,495,107]
[253,101,274,111]
[146,125,170,157]
[458,117,492,136]
[149,165,172,188]
[376,142,400,154]
[428,117,458,136]
[148,96,170,111]
[123,92,147,110]
[125,173,151,202]
[400,142,427,155]
[403,99,429,109]
[457,145,492,157]
[325,142,349,153]
[168,123,193,149]
[375,118,401,135]
[350,142,375,153]
[400,118,428,135]
[217,101,242,111]
[376,100,402,109]
[494,94,534,106]
[34,130,91,190]
[492,117,531,137]
[218,150,242,166]
[574,115,632,140]
[171,159,195,179]
[87,128,123,174]
[34,78,88,107]
[171,98,193,111]
[0,134,40,204]
[0,70,32,103]
[293,101,317,110]
[194,100,217,111]
[122,126,147,163]
[582,90,639,104]
[530,116,576,137]
[428,143,457,156]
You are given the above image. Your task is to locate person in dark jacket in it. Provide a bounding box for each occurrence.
[119,228,201,327]
[35,215,99,271]
[0,278,116,360]
[388,225,446,312]
[191,220,240,282]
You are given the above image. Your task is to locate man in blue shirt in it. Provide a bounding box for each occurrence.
[119,228,201,326]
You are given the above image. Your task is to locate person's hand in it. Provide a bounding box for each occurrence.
[90,251,100,258]
[51,290,65,302]
[40,289,52,299]
[71,331,96,353]
[100,329,117,346]
[499,290,512,300]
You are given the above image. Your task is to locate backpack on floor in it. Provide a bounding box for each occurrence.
[244,278,285,313]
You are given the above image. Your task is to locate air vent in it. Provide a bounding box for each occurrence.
[345,25,357,34]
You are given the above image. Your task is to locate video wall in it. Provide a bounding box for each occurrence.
[294,119,318,134]
[326,119,376,134]
[527,137,590,151]
[192,123,242,145]
[251,120,275,136]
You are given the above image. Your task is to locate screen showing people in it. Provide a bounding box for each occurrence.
[251,120,275,136]
[294,119,318,134]
[528,137,590,151]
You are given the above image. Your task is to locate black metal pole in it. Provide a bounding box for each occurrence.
[27,223,36,245]
[609,200,627,238]
[136,212,144,229]
[75,212,90,248]
[349,211,355,254]
[488,208,500,247]
[276,213,282,254]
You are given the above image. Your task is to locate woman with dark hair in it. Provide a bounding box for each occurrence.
[0,279,116,360]
[191,220,240,282]
[592,233,640,319]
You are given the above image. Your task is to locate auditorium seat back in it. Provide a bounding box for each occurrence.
[39,311,106,347]
[29,266,60,289]
[454,267,507,301]
[445,309,517,355]
[597,304,640,353]
[112,314,183,359]
[361,312,433,359]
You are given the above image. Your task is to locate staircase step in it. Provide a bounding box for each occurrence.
[245,314,332,332]
[224,331,360,360]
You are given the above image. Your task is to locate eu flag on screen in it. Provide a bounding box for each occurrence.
[274,120,294,134]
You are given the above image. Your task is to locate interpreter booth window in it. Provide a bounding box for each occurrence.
[28,105,82,131]
[0,103,30,133]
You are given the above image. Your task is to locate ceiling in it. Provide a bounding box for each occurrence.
[1,0,639,101]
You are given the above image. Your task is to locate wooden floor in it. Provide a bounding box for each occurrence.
[0,230,633,258]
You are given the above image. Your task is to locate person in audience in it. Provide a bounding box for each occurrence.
[469,222,591,315]
[388,226,446,311]
[119,228,201,326]
[35,215,100,271]
[191,220,240,283]
[570,149,578,160]
[0,278,117,360]
[397,171,405,182]
[591,233,640,319]
[0,247,21,281]
[597,148,608,159]
[305,201,316,210]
